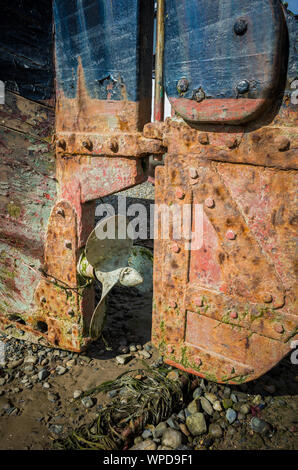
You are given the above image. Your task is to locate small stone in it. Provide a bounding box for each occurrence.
[56,366,67,376]
[108,390,118,399]
[24,356,38,365]
[142,429,152,439]
[204,393,217,405]
[186,413,207,436]
[222,398,233,409]
[177,410,185,422]
[81,396,94,408]
[209,423,223,439]
[154,422,168,438]
[188,398,201,414]
[167,416,180,430]
[162,429,182,449]
[250,417,271,435]
[73,390,83,399]
[43,382,50,389]
[38,369,50,381]
[0,378,6,386]
[193,387,203,399]
[226,408,237,424]
[231,393,238,403]
[200,397,213,415]
[134,436,143,445]
[47,392,59,403]
[129,344,137,353]
[139,350,151,359]
[223,386,231,398]
[116,354,132,365]
[240,404,250,415]
[252,394,262,405]
[179,423,190,437]
[166,370,180,382]
[131,439,157,451]
[8,359,23,369]
[213,400,222,411]
[49,424,63,435]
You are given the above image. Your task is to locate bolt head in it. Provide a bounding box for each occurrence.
[176,189,185,200]
[189,167,198,179]
[167,345,174,354]
[274,324,284,334]
[230,311,238,320]
[236,80,250,94]
[193,88,205,103]
[169,300,177,309]
[263,294,273,304]
[177,78,189,93]
[275,136,290,152]
[205,198,215,209]
[234,19,248,35]
[194,357,202,366]
[198,133,209,145]
[226,230,236,240]
[195,296,204,307]
[65,241,72,249]
[171,243,180,254]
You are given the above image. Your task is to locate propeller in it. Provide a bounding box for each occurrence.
[77,215,153,338]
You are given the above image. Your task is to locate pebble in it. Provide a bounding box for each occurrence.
[252,395,262,405]
[43,383,50,389]
[162,429,182,449]
[177,410,185,422]
[204,393,217,405]
[240,404,250,415]
[81,396,94,408]
[142,429,152,439]
[186,413,207,436]
[231,393,238,403]
[47,392,59,403]
[8,359,23,369]
[179,423,190,437]
[167,416,180,430]
[250,417,271,435]
[56,366,67,376]
[49,424,63,435]
[131,439,157,451]
[154,422,168,438]
[115,354,133,365]
[213,400,222,411]
[129,345,137,353]
[187,398,201,414]
[38,369,50,381]
[200,397,213,415]
[24,356,38,365]
[193,387,203,399]
[139,350,151,359]
[209,423,223,438]
[226,408,237,424]
[222,398,233,409]
[107,390,118,399]
[73,390,83,399]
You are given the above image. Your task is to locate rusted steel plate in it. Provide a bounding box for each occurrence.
[152,152,297,384]
[164,0,285,123]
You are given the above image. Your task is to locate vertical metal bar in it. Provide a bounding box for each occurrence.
[154,0,165,122]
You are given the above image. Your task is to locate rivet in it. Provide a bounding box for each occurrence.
[67,309,75,317]
[167,345,174,354]
[275,136,290,152]
[109,139,119,153]
[41,297,47,304]
[177,78,189,93]
[198,133,209,145]
[230,311,238,320]
[234,19,248,36]
[193,87,205,102]
[236,80,250,94]
[176,188,185,200]
[226,230,236,240]
[263,294,273,304]
[65,241,72,249]
[205,198,215,208]
[172,243,180,253]
[82,139,93,151]
[169,300,177,309]
[189,167,198,179]
[274,324,284,334]
[195,296,204,307]
[56,208,65,217]
[58,139,66,151]
[194,357,202,366]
